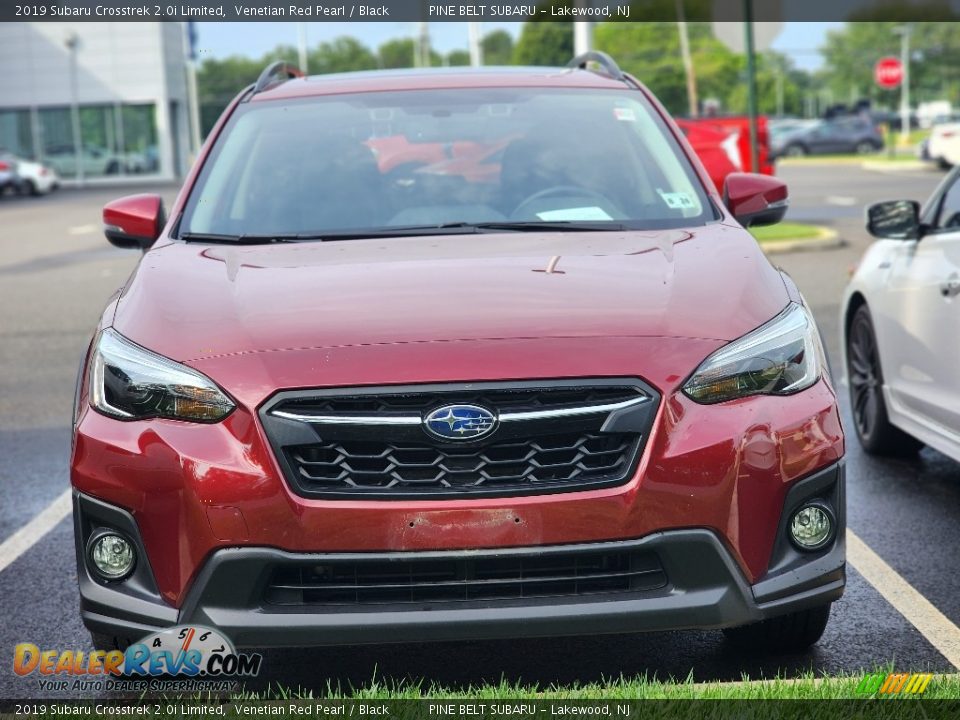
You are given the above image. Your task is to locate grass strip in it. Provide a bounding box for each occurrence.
[751,222,826,243]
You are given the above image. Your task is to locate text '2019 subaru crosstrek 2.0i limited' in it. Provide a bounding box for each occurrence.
[72,53,844,654]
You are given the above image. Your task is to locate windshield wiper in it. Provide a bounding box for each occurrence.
[304,221,630,239]
[178,227,482,244]
[179,232,306,245]
[464,221,628,232]
[178,221,627,244]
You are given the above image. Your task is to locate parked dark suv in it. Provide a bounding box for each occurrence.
[773,116,883,157]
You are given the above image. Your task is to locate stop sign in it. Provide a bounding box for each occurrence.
[875,57,903,89]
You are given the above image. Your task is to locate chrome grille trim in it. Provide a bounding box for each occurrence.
[271,411,422,426]
[270,395,651,426]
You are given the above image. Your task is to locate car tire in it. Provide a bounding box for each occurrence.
[855,141,877,155]
[25,180,39,196]
[846,304,923,456]
[723,604,831,653]
[106,160,120,174]
[938,158,953,170]
[783,144,807,158]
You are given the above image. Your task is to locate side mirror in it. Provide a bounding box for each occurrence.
[866,200,922,240]
[103,194,165,250]
[722,172,788,228]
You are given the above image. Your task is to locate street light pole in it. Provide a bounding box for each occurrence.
[743,0,760,173]
[416,22,431,67]
[573,21,593,54]
[184,22,202,160]
[675,0,698,117]
[468,21,483,67]
[894,24,912,147]
[65,31,83,186]
[297,22,309,74]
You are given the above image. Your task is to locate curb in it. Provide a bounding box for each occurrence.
[861,160,931,173]
[776,157,930,171]
[758,227,845,255]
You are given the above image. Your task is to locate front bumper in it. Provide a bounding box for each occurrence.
[75,462,845,648]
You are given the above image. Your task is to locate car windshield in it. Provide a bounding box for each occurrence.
[180,86,715,240]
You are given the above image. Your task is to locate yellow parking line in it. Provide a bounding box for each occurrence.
[847,528,960,669]
[0,488,71,575]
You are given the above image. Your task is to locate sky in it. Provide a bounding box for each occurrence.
[195,21,843,72]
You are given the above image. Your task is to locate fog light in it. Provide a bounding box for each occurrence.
[88,532,136,580]
[789,503,834,551]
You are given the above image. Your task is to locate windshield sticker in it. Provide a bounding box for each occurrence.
[537,207,613,222]
[657,190,697,210]
[613,107,637,122]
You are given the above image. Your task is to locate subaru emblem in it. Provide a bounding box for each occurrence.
[423,404,497,441]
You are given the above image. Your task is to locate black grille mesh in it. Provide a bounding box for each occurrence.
[288,432,639,490]
[264,548,667,606]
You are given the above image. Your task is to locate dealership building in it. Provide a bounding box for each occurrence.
[0,22,195,183]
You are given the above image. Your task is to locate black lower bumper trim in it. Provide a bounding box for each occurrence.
[74,462,845,648]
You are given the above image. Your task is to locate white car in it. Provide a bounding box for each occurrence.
[14,157,59,195]
[925,120,960,169]
[0,156,15,194]
[841,171,960,460]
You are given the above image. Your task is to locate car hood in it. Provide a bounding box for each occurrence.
[112,226,788,364]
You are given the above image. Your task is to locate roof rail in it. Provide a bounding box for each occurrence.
[566,51,624,81]
[253,61,304,95]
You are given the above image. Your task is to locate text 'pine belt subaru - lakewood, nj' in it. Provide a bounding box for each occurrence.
[72,53,844,654]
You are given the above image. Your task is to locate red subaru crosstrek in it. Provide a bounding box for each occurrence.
[72,53,844,653]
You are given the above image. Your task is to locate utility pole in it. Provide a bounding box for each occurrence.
[775,67,784,117]
[894,24,912,147]
[65,31,83,186]
[573,16,592,54]
[297,22,309,74]
[416,22,431,67]
[184,22,202,158]
[468,21,483,67]
[676,0,698,117]
[743,0,760,172]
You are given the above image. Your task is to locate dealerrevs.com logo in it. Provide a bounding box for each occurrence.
[14,625,261,692]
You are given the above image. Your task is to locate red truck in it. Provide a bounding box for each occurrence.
[676,116,775,192]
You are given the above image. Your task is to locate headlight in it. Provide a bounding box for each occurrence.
[89,328,234,422]
[683,303,822,404]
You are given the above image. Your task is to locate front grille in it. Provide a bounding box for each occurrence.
[264,547,667,607]
[287,432,640,489]
[259,379,659,500]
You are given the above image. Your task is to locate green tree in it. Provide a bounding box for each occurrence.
[446,49,471,67]
[724,51,808,117]
[482,29,515,65]
[196,55,262,134]
[595,22,739,115]
[197,37,379,135]
[820,20,960,108]
[308,36,377,75]
[513,14,573,66]
[595,22,810,117]
[377,37,442,69]
[378,38,416,69]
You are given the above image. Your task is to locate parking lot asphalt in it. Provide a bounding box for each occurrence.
[0,163,957,698]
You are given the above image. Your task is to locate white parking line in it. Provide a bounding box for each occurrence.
[825,195,858,206]
[0,488,72,575]
[848,528,960,669]
[68,224,97,235]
